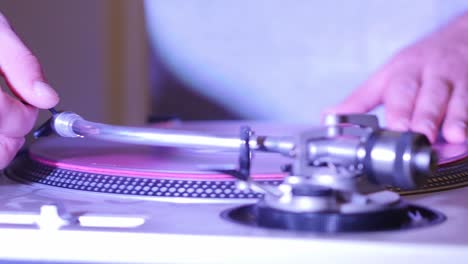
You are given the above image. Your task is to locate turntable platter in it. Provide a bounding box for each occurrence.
[5,122,468,198]
[0,121,467,262]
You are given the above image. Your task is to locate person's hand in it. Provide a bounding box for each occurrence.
[0,12,59,168]
[327,12,468,144]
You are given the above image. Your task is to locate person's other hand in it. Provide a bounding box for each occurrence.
[327,12,468,144]
[0,12,59,168]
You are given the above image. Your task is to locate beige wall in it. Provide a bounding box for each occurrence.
[0,0,149,129]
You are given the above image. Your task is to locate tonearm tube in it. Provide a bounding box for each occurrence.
[45,111,436,193]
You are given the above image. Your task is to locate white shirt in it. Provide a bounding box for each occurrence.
[145,0,468,123]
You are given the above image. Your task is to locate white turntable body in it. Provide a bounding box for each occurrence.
[0,176,467,264]
[0,116,466,264]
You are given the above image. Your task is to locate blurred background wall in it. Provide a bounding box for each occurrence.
[6,0,465,134]
[0,0,150,129]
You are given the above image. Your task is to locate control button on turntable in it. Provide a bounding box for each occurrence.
[36,205,76,230]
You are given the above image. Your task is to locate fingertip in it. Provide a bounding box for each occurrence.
[411,119,438,143]
[443,121,467,144]
[29,81,60,109]
[387,118,411,132]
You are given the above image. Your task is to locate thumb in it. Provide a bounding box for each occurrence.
[0,12,59,109]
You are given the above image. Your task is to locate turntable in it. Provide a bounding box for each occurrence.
[0,110,467,263]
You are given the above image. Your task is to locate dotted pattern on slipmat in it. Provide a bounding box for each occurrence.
[6,154,468,197]
[5,155,282,199]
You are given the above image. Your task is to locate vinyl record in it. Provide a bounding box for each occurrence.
[5,122,468,198]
